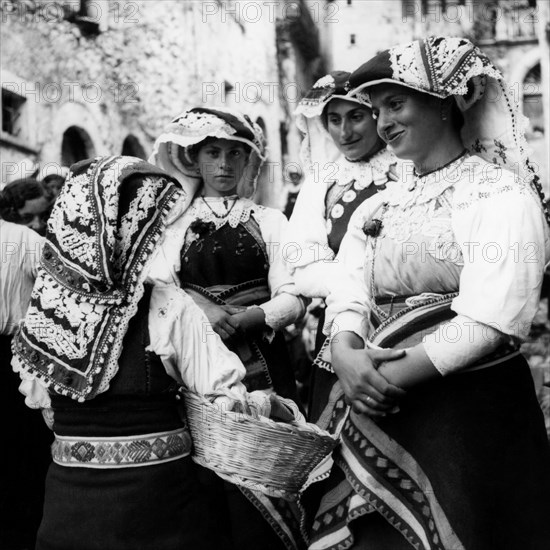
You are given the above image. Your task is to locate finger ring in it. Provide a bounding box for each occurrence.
[366,396,374,406]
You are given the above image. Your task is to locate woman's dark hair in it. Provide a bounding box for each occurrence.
[449,99,465,133]
[0,177,48,222]
[321,99,377,132]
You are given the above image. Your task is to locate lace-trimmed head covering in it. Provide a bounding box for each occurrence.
[150,107,266,199]
[295,71,367,171]
[347,36,548,225]
[12,156,183,402]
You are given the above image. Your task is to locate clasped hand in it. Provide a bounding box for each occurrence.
[332,336,407,417]
[201,302,265,341]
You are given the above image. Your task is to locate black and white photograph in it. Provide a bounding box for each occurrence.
[1,1,550,549]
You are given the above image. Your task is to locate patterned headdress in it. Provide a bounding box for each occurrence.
[295,71,368,171]
[150,107,266,199]
[348,36,546,212]
[12,156,183,402]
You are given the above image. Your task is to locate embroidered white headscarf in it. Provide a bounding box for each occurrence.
[347,36,549,225]
[150,107,266,200]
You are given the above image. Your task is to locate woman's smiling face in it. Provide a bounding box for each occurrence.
[370,84,444,167]
[197,138,250,197]
[325,98,382,161]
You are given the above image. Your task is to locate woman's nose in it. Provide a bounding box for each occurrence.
[340,119,353,140]
[377,110,393,136]
[219,153,229,168]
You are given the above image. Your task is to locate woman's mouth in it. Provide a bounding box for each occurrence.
[386,130,404,144]
[340,138,361,148]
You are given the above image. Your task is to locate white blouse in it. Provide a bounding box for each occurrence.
[285,149,395,298]
[0,220,44,335]
[325,154,550,375]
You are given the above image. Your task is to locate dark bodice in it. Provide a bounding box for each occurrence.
[179,218,269,287]
[325,179,382,254]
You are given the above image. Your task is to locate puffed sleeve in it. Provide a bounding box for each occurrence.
[145,195,191,285]
[324,197,384,342]
[451,175,549,339]
[285,172,338,298]
[256,206,307,330]
[424,170,550,374]
[148,285,248,396]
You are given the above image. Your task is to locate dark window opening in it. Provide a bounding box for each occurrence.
[2,88,26,137]
[121,135,146,160]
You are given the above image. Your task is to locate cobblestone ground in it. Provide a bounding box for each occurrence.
[522,297,550,439]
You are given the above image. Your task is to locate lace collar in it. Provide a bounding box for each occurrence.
[333,148,396,188]
[387,152,470,209]
[186,195,257,230]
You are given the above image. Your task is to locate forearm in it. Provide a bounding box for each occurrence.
[259,293,306,330]
[378,344,441,389]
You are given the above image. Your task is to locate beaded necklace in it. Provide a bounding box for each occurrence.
[200,195,238,220]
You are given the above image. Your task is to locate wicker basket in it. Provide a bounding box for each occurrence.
[182,389,338,500]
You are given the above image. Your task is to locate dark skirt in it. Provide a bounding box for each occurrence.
[0,334,52,550]
[194,467,294,550]
[308,355,550,550]
[37,457,217,550]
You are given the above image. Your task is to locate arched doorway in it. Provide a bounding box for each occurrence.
[61,126,95,167]
[121,135,147,160]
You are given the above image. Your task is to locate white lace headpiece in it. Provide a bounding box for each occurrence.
[150,107,266,199]
[294,71,366,173]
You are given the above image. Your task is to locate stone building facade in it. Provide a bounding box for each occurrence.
[0,0,326,208]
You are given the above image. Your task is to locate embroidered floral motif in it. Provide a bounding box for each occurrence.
[12,157,183,402]
[493,139,507,164]
[313,74,336,89]
[471,139,487,154]
[189,219,216,239]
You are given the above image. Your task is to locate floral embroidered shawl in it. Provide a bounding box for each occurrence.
[12,156,183,402]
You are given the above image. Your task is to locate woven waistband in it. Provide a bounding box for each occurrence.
[52,427,192,469]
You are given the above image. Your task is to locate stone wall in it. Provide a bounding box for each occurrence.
[1,0,318,208]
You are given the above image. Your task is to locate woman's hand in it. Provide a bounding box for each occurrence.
[229,307,266,334]
[331,332,407,417]
[199,302,244,341]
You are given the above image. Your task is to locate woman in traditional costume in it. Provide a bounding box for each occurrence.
[285,71,396,422]
[308,36,550,550]
[150,107,307,550]
[11,157,219,550]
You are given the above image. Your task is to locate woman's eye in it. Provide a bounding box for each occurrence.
[351,113,365,122]
[231,150,242,157]
[389,100,403,110]
[328,117,340,125]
